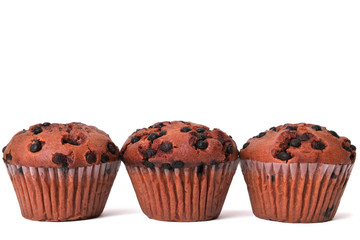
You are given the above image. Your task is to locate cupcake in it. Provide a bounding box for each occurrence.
[121,121,239,221]
[239,123,356,223]
[2,122,121,221]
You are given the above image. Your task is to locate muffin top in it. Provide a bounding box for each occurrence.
[121,121,238,168]
[240,123,356,165]
[2,122,121,168]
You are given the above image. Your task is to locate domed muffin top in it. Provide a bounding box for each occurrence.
[240,123,356,165]
[121,121,238,168]
[2,122,121,168]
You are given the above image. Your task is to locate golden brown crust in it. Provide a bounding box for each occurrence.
[121,121,238,168]
[2,122,121,168]
[239,123,356,164]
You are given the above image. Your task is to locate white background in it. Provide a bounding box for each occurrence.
[0,0,359,239]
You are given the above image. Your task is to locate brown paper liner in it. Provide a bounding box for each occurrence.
[5,161,121,221]
[240,160,353,223]
[126,160,239,222]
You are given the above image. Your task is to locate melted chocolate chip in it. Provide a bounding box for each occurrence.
[331,172,338,179]
[328,130,339,138]
[197,133,207,140]
[30,140,42,153]
[298,134,310,141]
[6,153,12,161]
[242,142,250,149]
[2,146,6,153]
[311,125,322,131]
[277,151,291,161]
[180,126,192,133]
[105,165,111,175]
[155,123,165,129]
[197,162,205,177]
[290,139,301,148]
[324,205,334,218]
[18,167,23,175]
[32,126,43,135]
[286,126,297,131]
[343,145,352,152]
[148,133,159,142]
[62,135,83,145]
[269,127,277,131]
[42,122,51,126]
[159,130,167,136]
[211,160,220,166]
[144,161,154,169]
[52,153,68,167]
[145,148,157,158]
[101,153,110,163]
[196,128,205,133]
[271,175,275,182]
[86,151,97,164]
[226,144,233,154]
[107,142,117,154]
[160,142,173,152]
[131,136,140,143]
[172,161,184,168]
[312,141,326,150]
[162,163,172,170]
[350,153,355,162]
[196,140,208,150]
[350,145,356,151]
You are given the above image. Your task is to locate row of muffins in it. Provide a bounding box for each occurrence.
[2,121,356,223]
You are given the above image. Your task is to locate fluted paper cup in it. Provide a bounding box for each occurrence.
[240,159,353,223]
[5,161,121,221]
[126,159,239,222]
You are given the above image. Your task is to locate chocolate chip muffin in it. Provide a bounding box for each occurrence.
[2,122,121,221]
[121,121,239,221]
[239,123,356,223]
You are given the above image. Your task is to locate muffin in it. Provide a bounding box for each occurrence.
[239,123,356,223]
[2,122,121,221]
[121,121,239,221]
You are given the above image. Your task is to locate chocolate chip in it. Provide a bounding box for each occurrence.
[161,163,172,170]
[172,161,184,168]
[328,130,339,138]
[196,128,205,133]
[180,126,192,133]
[62,135,82,145]
[331,172,337,179]
[242,142,250,149]
[197,133,207,140]
[101,153,110,163]
[350,145,356,151]
[226,144,233,154]
[277,151,291,161]
[196,140,208,150]
[32,126,43,135]
[85,151,97,164]
[42,122,51,126]
[2,146,6,153]
[286,126,297,131]
[145,148,157,158]
[131,136,140,143]
[18,167,23,175]
[159,130,167,136]
[343,145,352,152]
[312,141,326,150]
[30,140,42,153]
[6,153,12,161]
[257,132,266,138]
[350,153,355,162]
[160,142,173,152]
[298,134,310,141]
[155,123,165,129]
[290,139,301,148]
[269,127,277,131]
[144,161,154,169]
[197,162,205,177]
[211,160,220,166]
[311,125,322,131]
[107,142,117,154]
[52,153,68,167]
[147,133,159,142]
